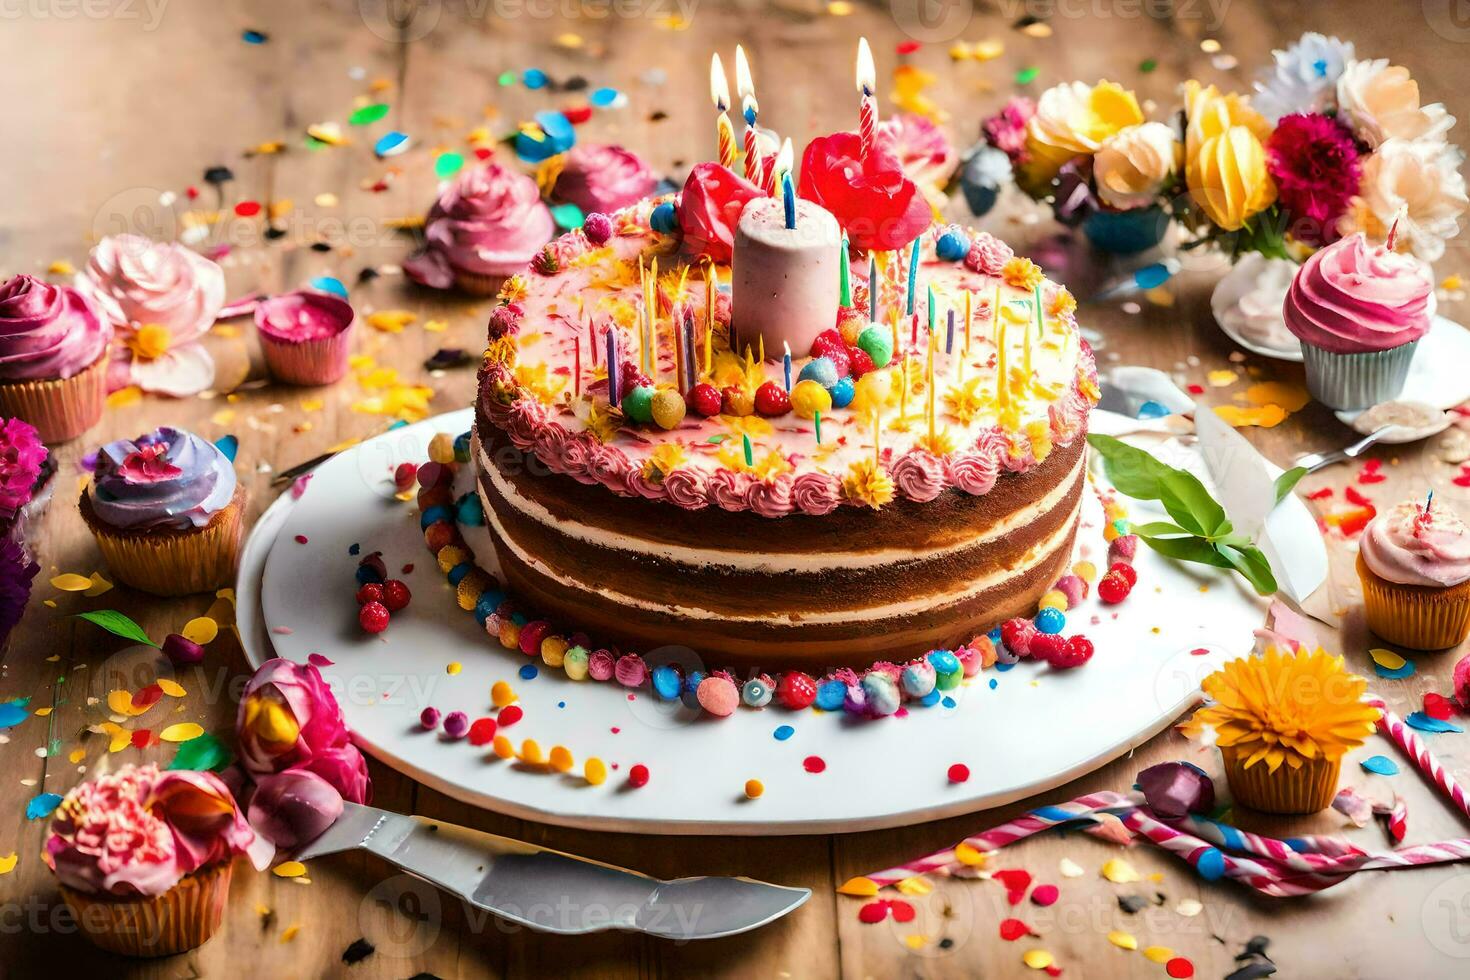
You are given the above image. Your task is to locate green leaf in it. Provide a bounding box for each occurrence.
[348,103,390,126]
[1129,521,1192,539]
[1086,434,1173,501]
[1218,544,1279,596]
[1134,532,1236,568]
[1273,466,1308,506]
[75,610,158,648]
[167,732,233,772]
[1160,470,1231,538]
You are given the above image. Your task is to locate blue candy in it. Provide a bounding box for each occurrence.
[455,492,485,526]
[680,670,705,709]
[420,505,452,529]
[862,673,901,717]
[453,432,472,462]
[798,356,840,389]
[900,662,936,698]
[936,230,970,262]
[1034,606,1066,635]
[742,677,773,708]
[522,67,548,89]
[474,591,505,625]
[650,201,678,234]
[1137,400,1171,420]
[815,679,846,711]
[447,562,473,587]
[651,665,682,701]
[828,375,855,409]
[928,649,960,676]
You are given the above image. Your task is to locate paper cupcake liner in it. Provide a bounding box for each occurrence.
[1299,340,1417,410]
[82,487,246,597]
[259,323,354,386]
[455,270,508,297]
[60,859,233,957]
[0,354,107,444]
[1221,745,1341,815]
[1357,554,1470,650]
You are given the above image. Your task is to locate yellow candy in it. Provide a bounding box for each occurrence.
[838,315,864,345]
[1038,590,1067,611]
[790,379,833,420]
[723,386,754,416]
[519,739,545,765]
[540,635,568,668]
[1072,560,1097,582]
[428,432,457,464]
[437,545,468,573]
[456,571,487,610]
[497,620,520,649]
[549,745,575,772]
[650,389,687,430]
[564,647,590,681]
[492,735,515,759]
[491,680,517,707]
[744,778,764,799]
[1103,523,1121,542]
[584,757,608,785]
[851,370,893,414]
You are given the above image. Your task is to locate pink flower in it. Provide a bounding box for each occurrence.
[798,129,931,252]
[236,659,371,804]
[147,769,255,874]
[964,231,1015,276]
[1266,112,1361,246]
[677,163,764,262]
[117,442,183,484]
[0,417,46,517]
[983,97,1037,165]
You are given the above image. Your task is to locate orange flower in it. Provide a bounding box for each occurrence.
[1001,257,1044,291]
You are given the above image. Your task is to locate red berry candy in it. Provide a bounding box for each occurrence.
[754,381,791,416]
[686,382,723,418]
[777,671,818,709]
[467,717,497,746]
[628,763,650,788]
[1097,571,1132,604]
[947,763,971,783]
[847,346,875,378]
[810,329,844,357]
[355,583,384,606]
[1030,633,1066,664]
[1051,635,1095,669]
[393,462,418,492]
[823,345,852,379]
[1108,562,1138,587]
[359,601,391,634]
[1000,617,1037,657]
[382,579,412,612]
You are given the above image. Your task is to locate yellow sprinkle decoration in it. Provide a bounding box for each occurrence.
[50,573,93,592]
[744,779,764,799]
[84,572,113,597]
[157,679,187,698]
[491,681,517,707]
[272,861,307,878]
[492,735,514,759]
[281,924,301,943]
[1369,648,1407,671]
[160,723,205,743]
[896,876,933,897]
[182,617,219,645]
[1023,949,1055,970]
[1143,946,1175,964]
[366,309,417,333]
[1101,858,1142,883]
[549,745,574,772]
[519,739,545,765]
[837,876,880,897]
[446,662,463,676]
[0,853,16,875]
[47,260,75,276]
[68,748,86,764]
[955,842,988,867]
[1206,369,1238,387]
[903,934,928,950]
[584,757,608,785]
[1108,930,1138,950]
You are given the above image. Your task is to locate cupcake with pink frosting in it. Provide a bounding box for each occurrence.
[1283,231,1433,409]
[254,290,355,386]
[404,162,555,296]
[45,763,254,957]
[0,275,111,443]
[552,143,659,216]
[77,234,225,398]
[1358,497,1470,649]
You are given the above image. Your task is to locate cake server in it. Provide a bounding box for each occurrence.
[292,802,810,939]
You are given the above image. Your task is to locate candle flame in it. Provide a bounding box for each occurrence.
[856,37,875,95]
[710,52,731,111]
[774,136,794,177]
[735,44,756,101]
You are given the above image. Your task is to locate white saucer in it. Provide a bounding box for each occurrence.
[237,409,1281,835]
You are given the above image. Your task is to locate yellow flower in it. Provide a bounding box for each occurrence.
[127,323,171,360]
[482,336,517,367]
[1021,80,1144,187]
[1001,257,1044,292]
[1024,420,1053,461]
[514,362,564,404]
[1048,287,1077,319]
[643,442,687,481]
[1182,80,1276,231]
[720,414,773,439]
[498,275,529,303]
[917,428,957,457]
[585,402,619,443]
[943,377,990,426]
[843,458,895,510]
[1181,647,1381,773]
[751,450,792,482]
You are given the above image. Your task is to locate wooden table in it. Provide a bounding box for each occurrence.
[4,1,1470,975]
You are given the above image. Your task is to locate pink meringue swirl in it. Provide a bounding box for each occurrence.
[746,473,795,517]
[791,471,843,515]
[891,449,948,502]
[559,434,600,485]
[588,443,632,494]
[1361,500,1470,587]
[553,144,659,216]
[625,467,667,501]
[0,274,112,381]
[965,232,1015,276]
[79,235,224,343]
[707,468,754,511]
[503,398,546,451]
[947,449,1000,496]
[1283,233,1433,354]
[662,467,709,509]
[409,163,555,282]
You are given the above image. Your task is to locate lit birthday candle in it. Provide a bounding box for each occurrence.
[856,37,877,158]
[735,45,761,183]
[782,173,796,229]
[710,53,736,170]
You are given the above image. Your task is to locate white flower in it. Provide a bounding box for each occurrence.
[1093,122,1181,210]
[1336,59,1454,148]
[1349,138,1468,262]
[1252,32,1355,122]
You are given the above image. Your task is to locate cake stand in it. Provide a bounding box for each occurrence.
[239,408,1288,835]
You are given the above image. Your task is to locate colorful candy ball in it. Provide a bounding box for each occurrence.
[828,375,855,409]
[862,672,901,717]
[754,381,792,416]
[777,672,817,709]
[901,660,937,698]
[798,356,840,389]
[722,385,755,417]
[650,389,687,430]
[621,385,656,424]
[687,382,722,418]
[1034,606,1066,635]
[790,379,832,419]
[650,201,678,234]
[697,675,740,716]
[936,229,971,262]
[856,325,894,368]
[742,676,774,708]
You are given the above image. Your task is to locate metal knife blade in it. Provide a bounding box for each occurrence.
[293,803,810,939]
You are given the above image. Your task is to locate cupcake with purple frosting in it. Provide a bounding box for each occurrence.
[80,427,244,596]
[254,290,355,386]
[0,274,112,443]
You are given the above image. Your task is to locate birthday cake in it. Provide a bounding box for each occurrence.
[470,142,1097,674]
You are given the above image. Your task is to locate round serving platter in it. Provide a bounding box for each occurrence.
[238,408,1283,835]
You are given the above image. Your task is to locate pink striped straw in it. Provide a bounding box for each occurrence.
[1367,696,1470,825]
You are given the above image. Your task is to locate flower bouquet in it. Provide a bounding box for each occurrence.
[980,82,1182,254]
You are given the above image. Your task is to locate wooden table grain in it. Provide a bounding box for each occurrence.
[4,1,1470,976]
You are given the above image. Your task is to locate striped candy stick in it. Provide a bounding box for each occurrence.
[1367,697,1470,824]
[1178,814,1368,873]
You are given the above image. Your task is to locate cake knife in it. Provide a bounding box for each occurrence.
[292,802,810,939]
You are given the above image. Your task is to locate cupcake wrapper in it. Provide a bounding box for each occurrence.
[86,490,245,597]
[1221,745,1340,815]
[455,270,508,297]
[259,323,354,386]
[60,859,233,957]
[1358,554,1470,650]
[0,355,107,444]
[1299,340,1417,411]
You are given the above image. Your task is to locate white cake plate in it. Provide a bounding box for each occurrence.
[239,408,1281,835]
